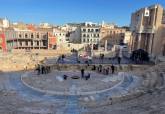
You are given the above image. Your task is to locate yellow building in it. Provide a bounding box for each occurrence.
[100,23,132,50]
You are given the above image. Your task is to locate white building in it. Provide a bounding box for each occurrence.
[101,21,116,29]
[39,23,52,28]
[80,22,100,45]
[60,24,78,32]
[53,28,68,49]
[60,23,81,43]
[0,18,10,28]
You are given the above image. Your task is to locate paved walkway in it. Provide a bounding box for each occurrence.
[22,70,122,95]
[0,52,164,114]
[55,53,131,64]
[0,62,164,113]
[0,70,143,114]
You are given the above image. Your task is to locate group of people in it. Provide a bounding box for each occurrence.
[57,54,66,63]
[130,49,149,64]
[62,70,91,81]
[81,69,91,80]
[92,64,115,75]
[80,64,116,80]
[99,53,122,65]
[35,64,51,75]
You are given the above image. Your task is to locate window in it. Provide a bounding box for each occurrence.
[95,29,99,32]
[19,34,22,38]
[97,34,99,37]
[91,29,94,32]
[83,29,86,32]
[25,34,28,38]
[37,41,39,46]
[43,35,47,39]
[37,34,39,38]
[31,34,34,38]
[20,42,22,46]
[83,34,86,37]
[87,34,90,37]
[43,42,47,46]
[83,39,86,42]
[25,41,28,46]
[88,29,90,32]
[87,39,89,43]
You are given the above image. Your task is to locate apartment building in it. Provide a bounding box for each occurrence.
[100,24,126,46]
[3,29,48,50]
[53,27,68,49]
[131,4,165,57]
[0,26,57,51]
[80,22,100,45]
[0,18,10,28]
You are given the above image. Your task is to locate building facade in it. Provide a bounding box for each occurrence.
[123,31,132,51]
[80,22,100,45]
[3,29,48,50]
[131,4,165,57]
[100,24,126,47]
[0,27,57,51]
[53,28,68,49]
[0,18,10,28]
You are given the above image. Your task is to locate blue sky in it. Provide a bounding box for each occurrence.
[0,0,165,26]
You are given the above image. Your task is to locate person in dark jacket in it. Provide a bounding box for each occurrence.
[81,69,85,78]
[111,64,115,74]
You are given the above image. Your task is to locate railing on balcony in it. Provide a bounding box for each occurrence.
[137,26,155,33]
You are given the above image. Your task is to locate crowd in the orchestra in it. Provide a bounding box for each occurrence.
[34,62,117,81]
[35,64,51,75]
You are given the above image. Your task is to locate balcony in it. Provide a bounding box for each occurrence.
[138,26,155,33]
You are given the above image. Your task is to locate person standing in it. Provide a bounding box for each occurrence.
[61,55,65,63]
[81,69,85,78]
[92,65,96,71]
[111,64,115,74]
[101,54,104,63]
[106,67,110,75]
[37,64,40,75]
[41,65,44,74]
[102,54,104,63]
[117,57,121,64]
[99,65,102,73]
